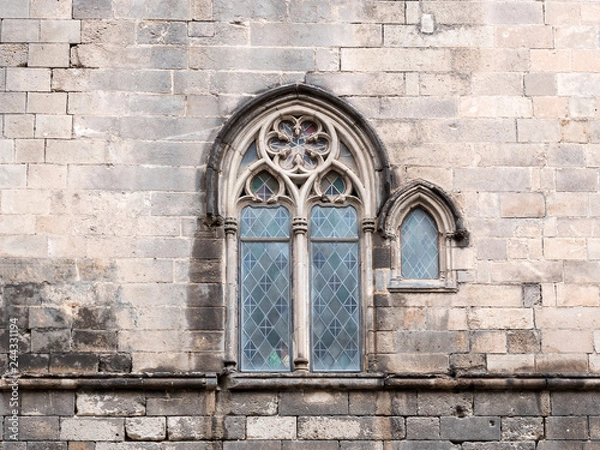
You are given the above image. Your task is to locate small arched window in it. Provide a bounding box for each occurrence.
[207,84,390,373]
[380,181,468,292]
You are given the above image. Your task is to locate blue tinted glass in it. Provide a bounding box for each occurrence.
[310,205,357,239]
[241,206,290,238]
[401,208,439,279]
[310,206,360,372]
[240,206,291,372]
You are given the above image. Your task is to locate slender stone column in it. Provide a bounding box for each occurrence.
[292,216,309,372]
[223,217,239,372]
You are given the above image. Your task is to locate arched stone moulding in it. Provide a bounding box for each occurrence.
[205,83,392,225]
[379,180,469,293]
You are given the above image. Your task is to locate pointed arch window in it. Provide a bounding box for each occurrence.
[207,85,390,373]
[380,181,469,292]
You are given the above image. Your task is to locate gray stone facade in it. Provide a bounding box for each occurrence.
[2,0,600,447]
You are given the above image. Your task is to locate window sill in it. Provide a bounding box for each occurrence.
[224,372,385,390]
[388,278,457,293]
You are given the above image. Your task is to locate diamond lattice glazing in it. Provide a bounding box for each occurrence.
[401,208,439,279]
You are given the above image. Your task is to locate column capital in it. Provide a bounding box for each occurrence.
[292,216,308,234]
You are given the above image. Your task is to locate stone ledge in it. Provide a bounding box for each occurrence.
[0,373,219,390]
[3,373,600,391]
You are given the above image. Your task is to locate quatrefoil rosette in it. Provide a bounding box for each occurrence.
[259,114,336,179]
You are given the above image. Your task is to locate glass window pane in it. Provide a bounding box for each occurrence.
[240,206,290,238]
[240,206,291,372]
[310,206,360,372]
[310,205,358,239]
[401,208,439,279]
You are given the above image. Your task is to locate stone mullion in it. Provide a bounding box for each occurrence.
[224,217,239,371]
[292,216,310,372]
[362,218,376,370]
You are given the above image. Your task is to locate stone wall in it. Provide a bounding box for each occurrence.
[4,382,600,449]
[1,0,600,446]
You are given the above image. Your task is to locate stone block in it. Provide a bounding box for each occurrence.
[536,353,589,373]
[0,0,29,18]
[253,23,380,47]
[518,119,560,143]
[555,25,599,49]
[342,48,451,72]
[150,193,202,216]
[191,46,313,71]
[35,115,73,139]
[60,418,124,441]
[508,330,540,353]
[40,20,81,43]
[544,238,587,260]
[28,43,70,67]
[502,417,544,441]
[0,93,26,114]
[418,392,472,417]
[556,168,598,192]
[31,329,71,353]
[6,69,51,92]
[27,443,68,450]
[247,416,296,440]
[487,354,535,373]
[131,94,186,115]
[280,391,348,416]
[471,331,507,353]
[406,417,440,440]
[495,25,552,48]
[1,19,40,42]
[29,307,71,329]
[73,0,113,18]
[114,0,191,19]
[298,416,404,440]
[500,193,545,218]
[454,168,529,191]
[68,166,197,191]
[99,353,132,373]
[75,44,187,69]
[385,23,493,47]
[349,391,417,416]
[485,1,543,24]
[222,416,245,440]
[27,93,68,114]
[378,353,449,374]
[16,417,60,440]
[468,308,534,330]
[167,416,211,440]
[125,417,166,441]
[558,74,600,97]
[49,353,99,374]
[553,391,600,415]
[217,391,277,416]
[547,417,588,440]
[147,392,209,416]
[223,442,280,450]
[15,139,45,162]
[475,392,546,416]
[440,417,501,442]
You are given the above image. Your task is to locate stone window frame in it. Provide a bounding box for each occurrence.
[378,180,469,293]
[206,84,391,373]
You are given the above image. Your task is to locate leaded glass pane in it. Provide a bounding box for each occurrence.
[401,208,439,279]
[321,173,346,196]
[240,206,291,372]
[311,205,357,239]
[240,206,290,238]
[310,206,360,372]
[240,141,259,169]
[251,171,278,201]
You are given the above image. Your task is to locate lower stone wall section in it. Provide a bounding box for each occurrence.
[3,387,600,449]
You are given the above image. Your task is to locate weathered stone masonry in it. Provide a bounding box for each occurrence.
[2,0,600,448]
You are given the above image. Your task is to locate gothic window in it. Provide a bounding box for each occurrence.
[379,181,469,292]
[207,85,389,373]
